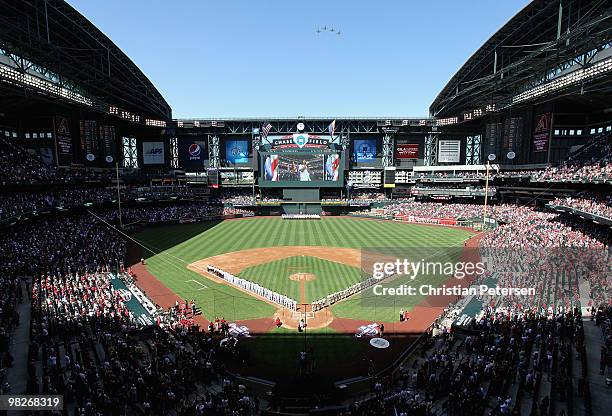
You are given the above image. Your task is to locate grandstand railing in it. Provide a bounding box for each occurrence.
[547,204,612,227]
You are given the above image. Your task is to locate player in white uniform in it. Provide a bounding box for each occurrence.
[298,160,311,181]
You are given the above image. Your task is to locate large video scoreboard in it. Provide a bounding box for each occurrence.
[259,149,343,188]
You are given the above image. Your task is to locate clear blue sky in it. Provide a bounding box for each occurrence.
[67,0,530,119]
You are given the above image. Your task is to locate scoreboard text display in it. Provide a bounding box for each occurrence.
[438,140,461,163]
[260,150,343,187]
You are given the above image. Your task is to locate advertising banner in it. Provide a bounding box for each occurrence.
[179,139,207,170]
[533,113,550,153]
[264,134,338,149]
[99,125,117,164]
[80,120,98,163]
[396,143,419,159]
[142,141,165,164]
[54,116,73,166]
[225,140,249,164]
[353,139,377,162]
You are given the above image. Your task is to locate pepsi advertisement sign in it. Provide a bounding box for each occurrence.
[178,139,207,170]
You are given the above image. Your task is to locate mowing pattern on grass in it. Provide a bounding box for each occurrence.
[238,256,365,303]
[133,217,473,322]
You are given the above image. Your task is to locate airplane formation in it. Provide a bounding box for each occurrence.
[316,26,342,36]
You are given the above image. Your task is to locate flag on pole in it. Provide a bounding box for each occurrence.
[328,120,336,138]
[261,122,273,142]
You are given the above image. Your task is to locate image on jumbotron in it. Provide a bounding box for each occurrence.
[0,0,610,415]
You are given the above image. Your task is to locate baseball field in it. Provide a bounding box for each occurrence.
[130,217,474,325]
[128,216,476,380]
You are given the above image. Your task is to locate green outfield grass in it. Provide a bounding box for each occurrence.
[238,256,365,302]
[132,217,473,324]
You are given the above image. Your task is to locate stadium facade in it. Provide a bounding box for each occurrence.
[1,0,610,210]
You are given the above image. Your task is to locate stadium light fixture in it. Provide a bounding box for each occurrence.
[0,63,93,107]
[146,119,167,127]
[513,57,612,104]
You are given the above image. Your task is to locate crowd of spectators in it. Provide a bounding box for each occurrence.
[101,204,225,224]
[346,307,582,416]
[551,193,612,220]
[0,270,21,395]
[377,201,521,222]
[0,137,64,186]
[1,148,610,414]
[29,283,257,414]
[532,162,612,182]
[0,210,260,414]
[0,137,117,187]
[480,210,610,311]
[32,272,129,321]
[349,190,389,202]
[0,216,126,279]
[99,203,252,224]
[532,137,612,182]
[0,188,116,220]
[373,201,610,312]
[0,185,225,221]
[413,171,488,180]
[215,189,255,205]
[480,210,609,250]
[127,186,195,201]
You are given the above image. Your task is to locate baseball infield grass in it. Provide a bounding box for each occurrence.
[132,217,472,323]
[239,256,365,303]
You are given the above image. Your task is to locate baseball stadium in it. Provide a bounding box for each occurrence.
[0,1,611,415]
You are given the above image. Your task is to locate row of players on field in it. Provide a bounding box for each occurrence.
[312,275,382,312]
[207,265,409,313]
[207,265,298,311]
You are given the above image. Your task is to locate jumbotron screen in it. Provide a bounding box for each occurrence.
[260,152,342,187]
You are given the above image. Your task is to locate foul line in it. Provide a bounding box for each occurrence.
[185,279,208,290]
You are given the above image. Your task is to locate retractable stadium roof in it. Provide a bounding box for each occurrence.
[430,0,612,118]
[0,0,171,120]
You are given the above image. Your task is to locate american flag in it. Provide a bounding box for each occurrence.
[261,122,273,141]
[328,120,336,138]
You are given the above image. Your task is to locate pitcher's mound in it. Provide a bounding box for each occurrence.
[289,273,316,282]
